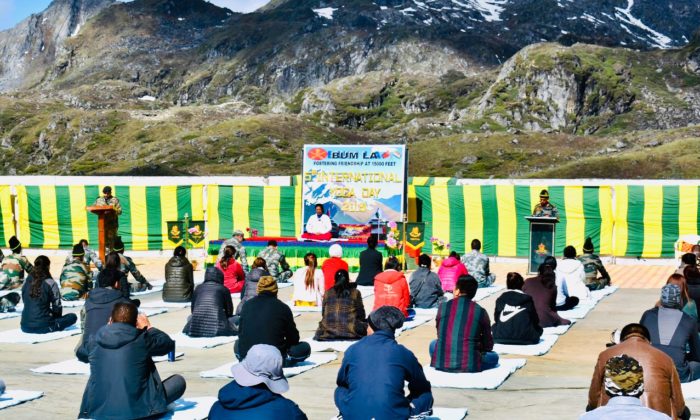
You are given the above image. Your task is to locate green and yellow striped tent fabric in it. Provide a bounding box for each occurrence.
[16,185,203,250]
[414,185,614,257]
[207,185,302,241]
[0,186,15,246]
[613,185,700,258]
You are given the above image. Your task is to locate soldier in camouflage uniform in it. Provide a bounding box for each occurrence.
[578,237,611,290]
[0,236,33,312]
[460,238,495,288]
[93,186,122,252]
[217,229,249,272]
[60,244,92,301]
[532,189,559,220]
[114,238,153,293]
[258,240,293,283]
[66,239,103,272]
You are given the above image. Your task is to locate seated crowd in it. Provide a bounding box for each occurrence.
[21,230,700,420]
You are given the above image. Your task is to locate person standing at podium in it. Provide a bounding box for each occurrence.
[93,186,122,252]
[532,189,559,220]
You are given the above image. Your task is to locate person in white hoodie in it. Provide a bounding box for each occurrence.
[556,246,590,311]
[291,252,324,307]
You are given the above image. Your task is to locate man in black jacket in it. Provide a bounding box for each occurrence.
[235,276,310,366]
[356,236,383,286]
[76,268,133,360]
[78,302,186,419]
[492,272,543,345]
[183,267,237,337]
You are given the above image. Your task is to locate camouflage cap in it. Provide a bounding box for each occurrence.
[233,229,245,237]
[604,354,644,398]
[539,189,549,199]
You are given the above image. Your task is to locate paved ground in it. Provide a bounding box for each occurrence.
[1,257,694,419]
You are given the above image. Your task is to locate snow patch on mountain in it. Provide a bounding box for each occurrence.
[313,7,337,20]
[614,0,671,48]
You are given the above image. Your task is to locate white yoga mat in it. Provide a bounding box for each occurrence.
[356,285,375,298]
[493,334,559,356]
[160,396,217,420]
[131,285,165,297]
[590,286,619,301]
[140,300,192,309]
[307,337,359,353]
[169,332,237,349]
[0,324,81,344]
[396,314,434,336]
[201,353,337,379]
[423,358,527,390]
[474,285,505,302]
[543,323,574,335]
[0,390,44,410]
[61,300,86,308]
[288,301,322,313]
[413,307,439,316]
[558,304,595,320]
[0,311,20,320]
[330,407,468,420]
[682,379,700,399]
[31,352,185,375]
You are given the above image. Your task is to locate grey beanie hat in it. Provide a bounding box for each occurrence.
[368,306,405,332]
[661,284,682,309]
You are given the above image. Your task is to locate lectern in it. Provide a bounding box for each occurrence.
[86,205,116,263]
[526,216,559,274]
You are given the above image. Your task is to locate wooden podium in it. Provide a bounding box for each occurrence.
[87,205,116,263]
[526,216,559,275]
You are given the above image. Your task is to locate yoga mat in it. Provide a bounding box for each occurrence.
[201,353,337,379]
[493,334,559,356]
[168,332,237,349]
[423,358,527,390]
[590,286,619,301]
[131,284,165,296]
[543,323,574,335]
[473,285,505,302]
[396,314,434,337]
[356,285,375,298]
[330,407,468,420]
[0,325,81,344]
[307,338,359,353]
[288,301,322,313]
[682,379,700,399]
[558,304,595,320]
[31,353,186,375]
[140,301,192,309]
[0,390,44,410]
[0,311,20,320]
[160,397,218,420]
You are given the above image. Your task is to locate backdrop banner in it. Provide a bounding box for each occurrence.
[301,144,407,239]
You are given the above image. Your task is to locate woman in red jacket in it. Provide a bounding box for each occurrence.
[373,257,411,317]
[216,245,245,294]
[322,244,349,291]
[437,251,468,292]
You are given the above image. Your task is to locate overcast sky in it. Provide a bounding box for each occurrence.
[0,0,272,31]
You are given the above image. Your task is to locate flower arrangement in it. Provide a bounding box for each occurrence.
[431,236,451,256]
[385,221,402,256]
[245,227,259,237]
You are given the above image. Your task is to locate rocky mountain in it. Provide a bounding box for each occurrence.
[0,0,699,178]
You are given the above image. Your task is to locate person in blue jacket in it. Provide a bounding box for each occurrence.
[209,344,307,419]
[334,305,433,419]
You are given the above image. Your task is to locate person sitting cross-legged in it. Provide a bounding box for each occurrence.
[76,266,135,360]
[373,256,411,318]
[235,257,271,316]
[78,303,186,419]
[60,243,92,301]
[461,239,495,288]
[259,240,293,283]
[209,344,307,419]
[291,252,324,307]
[335,306,433,419]
[523,260,572,328]
[430,275,499,373]
[641,284,700,383]
[557,246,590,305]
[314,269,367,341]
[578,237,611,291]
[163,245,194,303]
[356,236,383,287]
[20,256,78,334]
[437,251,468,293]
[581,355,671,420]
[492,272,543,345]
[114,238,153,293]
[322,244,348,291]
[0,236,33,312]
[587,323,689,419]
[235,276,310,367]
[408,253,445,309]
[183,267,238,337]
[217,245,245,294]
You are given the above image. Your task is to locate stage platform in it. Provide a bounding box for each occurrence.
[206,237,395,272]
